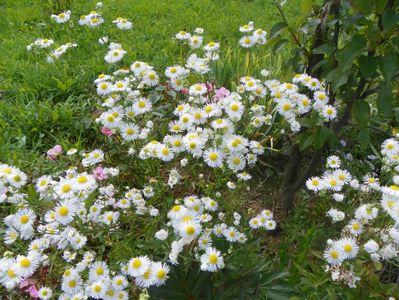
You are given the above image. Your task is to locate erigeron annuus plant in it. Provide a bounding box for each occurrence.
[307,138,399,288]
[3,5,345,299]
[0,147,278,298]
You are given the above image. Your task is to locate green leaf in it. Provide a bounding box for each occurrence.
[301,0,313,14]
[352,99,370,127]
[148,286,187,299]
[272,39,288,53]
[358,55,377,78]
[379,50,398,81]
[192,272,213,298]
[296,131,314,151]
[382,10,399,33]
[375,0,388,14]
[337,35,367,69]
[312,44,336,55]
[377,82,393,117]
[359,127,370,149]
[331,67,350,93]
[261,271,290,286]
[269,22,288,39]
[351,0,374,14]
[314,127,333,149]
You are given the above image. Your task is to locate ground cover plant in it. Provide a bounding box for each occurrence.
[1,0,399,299]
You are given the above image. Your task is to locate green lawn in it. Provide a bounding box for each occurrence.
[0,0,298,168]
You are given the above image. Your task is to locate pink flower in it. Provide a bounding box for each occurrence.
[20,278,38,298]
[101,127,113,136]
[180,88,189,95]
[206,82,215,93]
[28,285,39,298]
[94,166,107,181]
[214,87,230,100]
[47,144,63,160]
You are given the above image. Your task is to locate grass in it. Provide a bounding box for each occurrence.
[0,0,298,168]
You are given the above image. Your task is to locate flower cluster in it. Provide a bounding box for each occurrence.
[307,137,399,287]
[175,28,220,61]
[239,21,267,48]
[103,42,127,64]
[27,38,77,63]
[112,17,133,30]
[0,147,275,298]
[78,10,104,27]
[51,10,71,24]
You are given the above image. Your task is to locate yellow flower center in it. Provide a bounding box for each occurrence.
[69,280,77,288]
[143,271,151,279]
[231,104,239,111]
[59,207,69,217]
[330,250,338,259]
[282,103,291,111]
[20,258,30,268]
[209,254,218,264]
[172,205,181,212]
[209,153,218,161]
[344,245,352,253]
[20,215,29,224]
[232,157,241,165]
[7,269,16,278]
[78,176,87,184]
[157,270,166,279]
[186,226,195,235]
[182,215,193,222]
[132,259,142,269]
[94,285,102,293]
[390,185,399,191]
[62,184,71,193]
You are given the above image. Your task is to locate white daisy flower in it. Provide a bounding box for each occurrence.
[200,247,224,272]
